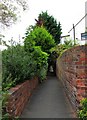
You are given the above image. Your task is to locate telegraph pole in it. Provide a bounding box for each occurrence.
[73,24,75,44]
[68,13,87,45]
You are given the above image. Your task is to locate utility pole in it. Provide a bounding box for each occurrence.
[73,24,75,45]
[68,13,87,45]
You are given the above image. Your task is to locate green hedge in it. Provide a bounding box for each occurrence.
[2,43,48,90]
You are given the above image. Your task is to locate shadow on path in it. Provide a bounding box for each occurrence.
[20,76,75,118]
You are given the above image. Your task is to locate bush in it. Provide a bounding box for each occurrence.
[78,98,87,120]
[50,39,79,57]
[2,42,49,89]
[24,26,55,53]
[31,46,48,81]
[2,43,48,119]
[2,44,37,88]
[24,26,55,75]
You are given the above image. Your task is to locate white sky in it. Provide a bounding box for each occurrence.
[1,0,87,44]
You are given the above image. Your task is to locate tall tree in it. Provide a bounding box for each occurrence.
[35,11,62,44]
[0,0,28,28]
[24,26,55,53]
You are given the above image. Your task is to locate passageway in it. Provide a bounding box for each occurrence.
[20,76,75,118]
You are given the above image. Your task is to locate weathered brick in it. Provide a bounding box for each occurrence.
[7,77,39,117]
[56,45,87,112]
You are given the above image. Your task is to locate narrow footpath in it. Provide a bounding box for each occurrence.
[20,76,75,118]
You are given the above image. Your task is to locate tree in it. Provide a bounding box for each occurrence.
[0,0,29,28]
[24,26,56,75]
[24,26,55,53]
[35,11,62,44]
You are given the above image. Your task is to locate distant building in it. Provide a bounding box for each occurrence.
[85,1,87,31]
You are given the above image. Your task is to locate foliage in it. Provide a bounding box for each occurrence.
[24,26,55,53]
[1,90,10,120]
[2,38,49,89]
[2,90,19,119]
[48,39,79,74]
[50,38,79,56]
[78,98,87,120]
[0,0,28,27]
[24,26,55,76]
[2,44,37,87]
[31,46,48,81]
[35,11,62,44]
[2,40,48,118]
[24,26,52,80]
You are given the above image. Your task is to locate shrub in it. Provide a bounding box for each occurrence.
[2,41,48,89]
[24,26,55,53]
[2,90,10,120]
[31,46,48,81]
[2,44,37,87]
[50,39,79,57]
[78,98,87,120]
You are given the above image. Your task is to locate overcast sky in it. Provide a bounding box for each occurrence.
[2,0,87,44]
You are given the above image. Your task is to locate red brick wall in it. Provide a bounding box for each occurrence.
[56,45,87,111]
[7,77,39,117]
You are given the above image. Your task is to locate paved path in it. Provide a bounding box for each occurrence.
[20,76,75,118]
